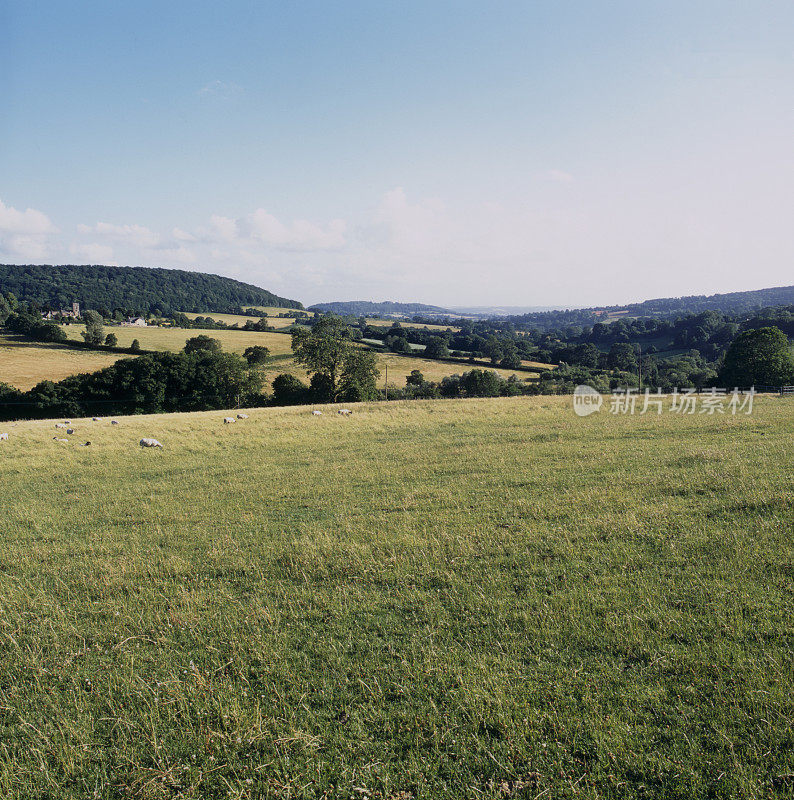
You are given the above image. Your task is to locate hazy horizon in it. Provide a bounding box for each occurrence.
[2,1,793,307]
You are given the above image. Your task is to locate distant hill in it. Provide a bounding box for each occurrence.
[0,264,302,315]
[503,284,794,330]
[309,300,454,317]
[451,305,568,316]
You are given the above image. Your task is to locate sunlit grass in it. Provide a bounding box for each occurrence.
[0,334,124,390]
[0,395,791,798]
[60,324,295,355]
[181,311,300,329]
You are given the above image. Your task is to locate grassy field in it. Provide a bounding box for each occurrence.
[0,335,125,390]
[0,396,791,798]
[60,325,296,356]
[181,312,302,329]
[255,351,539,392]
[6,326,547,393]
[364,319,460,332]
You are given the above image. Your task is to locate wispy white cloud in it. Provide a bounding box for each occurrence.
[0,198,58,261]
[77,222,160,249]
[202,209,346,251]
[243,209,346,250]
[69,242,115,264]
[198,80,244,99]
[0,198,57,235]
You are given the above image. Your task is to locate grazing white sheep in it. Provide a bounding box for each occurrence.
[55,423,67,429]
[236,413,248,419]
[53,437,69,444]
[312,410,322,416]
[79,441,91,447]
[338,408,352,415]
[223,417,235,424]
[0,433,8,441]
[140,438,163,448]
[92,417,103,422]
[111,420,119,425]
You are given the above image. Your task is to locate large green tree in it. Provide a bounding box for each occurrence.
[184,335,222,355]
[339,349,380,401]
[243,345,270,365]
[292,316,380,403]
[81,310,105,345]
[718,326,794,387]
[424,337,450,359]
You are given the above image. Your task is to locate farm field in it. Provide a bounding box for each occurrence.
[0,334,125,390]
[247,306,315,318]
[181,311,305,329]
[256,351,539,391]
[364,318,460,331]
[0,396,791,798]
[60,324,295,356]
[5,328,544,394]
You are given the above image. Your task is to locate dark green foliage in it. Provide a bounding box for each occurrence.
[271,373,311,405]
[309,300,453,316]
[291,316,351,395]
[460,368,505,397]
[406,369,425,386]
[0,263,301,315]
[183,335,222,354]
[718,326,794,387]
[499,344,522,369]
[5,312,68,343]
[0,351,263,420]
[291,316,380,403]
[423,336,450,359]
[387,335,412,354]
[339,349,380,401]
[241,318,275,332]
[243,345,270,365]
[607,342,638,372]
[0,382,23,406]
[80,310,104,345]
[104,332,118,347]
[309,372,335,403]
[130,339,141,352]
[0,293,12,325]
[504,284,794,331]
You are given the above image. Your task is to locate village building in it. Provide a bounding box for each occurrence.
[44,301,81,320]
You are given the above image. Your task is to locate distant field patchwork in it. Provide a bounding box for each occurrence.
[6,326,548,392]
[256,350,540,391]
[181,311,305,329]
[60,324,295,356]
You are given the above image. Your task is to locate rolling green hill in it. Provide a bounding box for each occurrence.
[309,300,454,316]
[0,263,302,315]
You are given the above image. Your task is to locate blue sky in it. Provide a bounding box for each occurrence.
[2,1,793,306]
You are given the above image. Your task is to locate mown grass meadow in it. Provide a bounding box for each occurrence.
[60,325,297,356]
[0,335,125,391]
[0,396,792,798]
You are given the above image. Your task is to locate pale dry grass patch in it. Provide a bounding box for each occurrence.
[0,335,125,389]
[60,324,295,355]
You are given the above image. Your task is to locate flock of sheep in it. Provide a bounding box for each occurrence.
[0,407,354,449]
